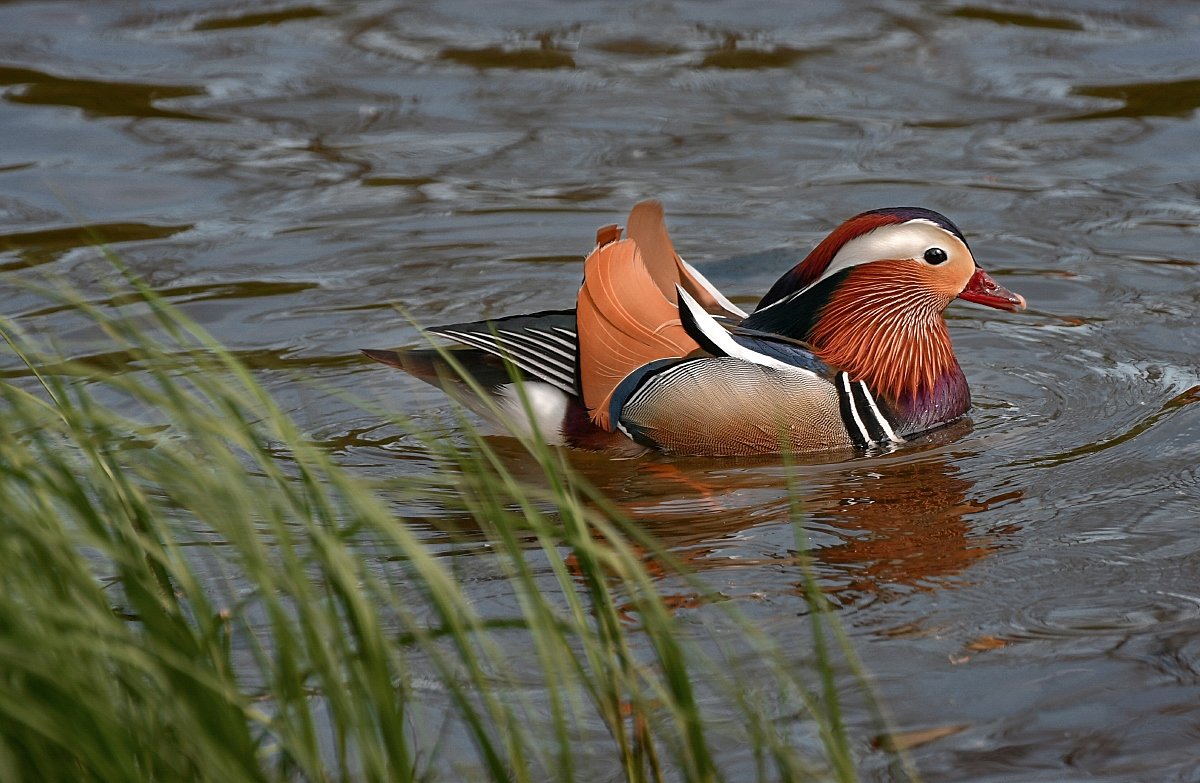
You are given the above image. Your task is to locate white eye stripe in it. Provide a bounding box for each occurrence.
[819,220,963,282]
[753,219,970,315]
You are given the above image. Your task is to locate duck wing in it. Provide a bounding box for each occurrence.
[424,310,580,395]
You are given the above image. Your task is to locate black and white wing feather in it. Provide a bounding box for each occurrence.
[427,309,580,395]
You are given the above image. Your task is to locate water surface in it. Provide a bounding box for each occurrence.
[2,1,1199,780]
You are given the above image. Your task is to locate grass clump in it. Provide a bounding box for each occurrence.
[0,261,913,782]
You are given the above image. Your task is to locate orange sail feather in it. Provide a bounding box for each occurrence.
[626,200,745,319]
[576,235,700,430]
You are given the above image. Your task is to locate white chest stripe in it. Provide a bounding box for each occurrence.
[856,380,903,443]
[754,219,957,316]
[840,373,871,444]
[678,256,749,318]
[676,286,818,378]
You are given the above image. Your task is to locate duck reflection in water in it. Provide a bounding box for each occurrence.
[479,427,1022,612]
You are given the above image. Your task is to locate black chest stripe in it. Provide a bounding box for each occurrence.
[837,373,871,448]
[838,373,901,447]
[850,379,891,443]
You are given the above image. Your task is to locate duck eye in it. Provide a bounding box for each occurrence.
[923,247,948,265]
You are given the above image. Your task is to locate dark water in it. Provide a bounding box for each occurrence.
[3,1,1200,780]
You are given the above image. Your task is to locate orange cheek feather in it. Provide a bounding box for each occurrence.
[807,261,958,404]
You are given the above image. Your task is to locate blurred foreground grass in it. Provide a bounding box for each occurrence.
[0,260,913,782]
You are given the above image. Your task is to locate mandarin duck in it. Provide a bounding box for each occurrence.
[364,201,1025,456]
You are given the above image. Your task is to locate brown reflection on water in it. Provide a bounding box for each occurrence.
[550,436,1021,611]
[0,222,192,272]
[395,433,1014,610]
[812,458,1020,607]
[1069,77,1200,121]
[0,66,210,121]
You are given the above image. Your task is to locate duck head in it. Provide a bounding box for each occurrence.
[756,207,1025,314]
[743,207,1024,411]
